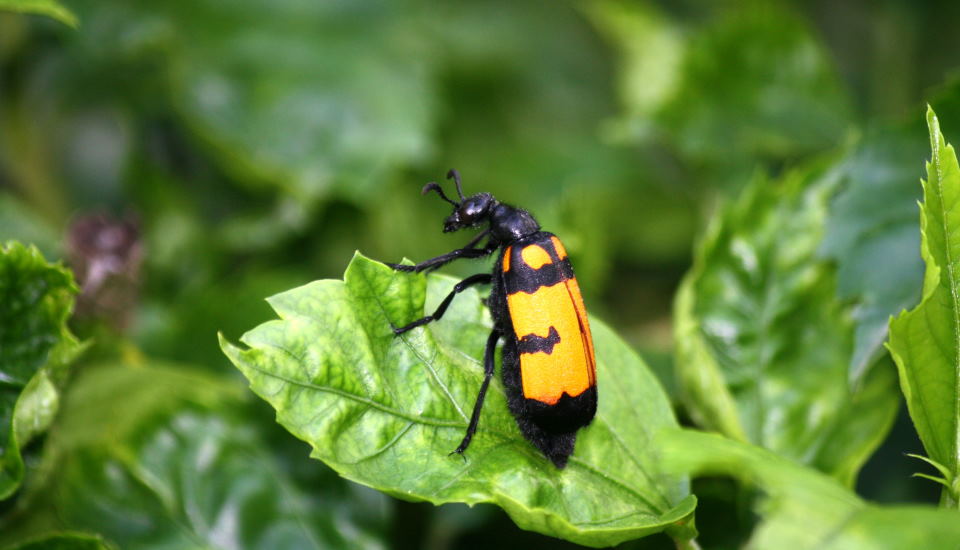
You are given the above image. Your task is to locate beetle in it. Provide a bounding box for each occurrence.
[387,169,597,468]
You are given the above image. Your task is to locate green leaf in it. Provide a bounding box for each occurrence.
[820,123,927,384]
[655,6,851,173]
[820,82,960,385]
[583,0,684,139]
[222,252,695,548]
[661,429,960,549]
[0,0,77,27]
[3,532,113,550]
[0,362,389,549]
[64,0,435,203]
[888,107,960,507]
[675,167,899,485]
[0,194,61,261]
[0,242,83,500]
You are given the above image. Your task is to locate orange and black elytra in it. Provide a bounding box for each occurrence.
[387,169,597,468]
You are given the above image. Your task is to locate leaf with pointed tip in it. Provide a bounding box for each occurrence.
[661,429,960,549]
[888,107,960,507]
[674,167,899,486]
[0,242,84,501]
[221,252,695,548]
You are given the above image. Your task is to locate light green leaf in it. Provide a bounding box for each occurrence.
[0,242,83,500]
[661,429,960,549]
[675,167,899,485]
[0,362,389,549]
[888,107,960,507]
[222,252,695,548]
[0,0,77,27]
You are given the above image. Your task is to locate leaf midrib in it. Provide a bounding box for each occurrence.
[246,343,673,518]
[240,352,463,430]
[930,123,960,476]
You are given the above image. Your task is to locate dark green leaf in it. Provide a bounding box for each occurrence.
[0,0,77,27]
[590,1,857,231]
[675,167,899,485]
[654,6,851,185]
[583,0,684,138]
[820,123,927,384]
[0,242,83,500]
[222,252,695,548]
[3,532,112,550]
[820,82,960,384]
[65,0,435,203]
[661,429,960,549]
[0,362,388,549]
[888,107,960,506]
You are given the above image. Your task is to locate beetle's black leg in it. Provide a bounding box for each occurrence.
[451,327,500,458]
[386,230,493,273]
[393,273,492,335]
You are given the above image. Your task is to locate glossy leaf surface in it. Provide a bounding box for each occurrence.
[675,168,899,485]
[888,107,960,506]
[0,242,82,500]
[0,362,388,549]
[820,124,927,383]
[222,253,695,548]
[821,85,960,384]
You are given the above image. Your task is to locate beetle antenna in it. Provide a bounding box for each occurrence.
[421,182,459,207]
[447,169,465,201]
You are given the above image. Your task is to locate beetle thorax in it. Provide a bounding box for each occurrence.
[490,203,540,242]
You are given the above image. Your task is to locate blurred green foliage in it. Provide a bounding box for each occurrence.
[2,0,960,547]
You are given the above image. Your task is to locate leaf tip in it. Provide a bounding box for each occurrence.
[218,332,243,358]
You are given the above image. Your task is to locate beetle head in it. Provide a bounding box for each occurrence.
[421,169,496,233]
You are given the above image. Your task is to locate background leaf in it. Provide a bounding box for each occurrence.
[63,0,435,204]
[674,166,899,485]
[0,0,76,27]
[661,429,960,549]
[821,83,960,385]
[661,6,852,161]
[0,242,83,500]
[595,3,852,191]
[820,124,927,384]
[888,107,960,506]
[0,361,389,549]
[222,252,695,548]
[3,532,113,550]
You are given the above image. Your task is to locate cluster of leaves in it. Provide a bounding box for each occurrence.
[218,108,960,549]
[4,0,960,548]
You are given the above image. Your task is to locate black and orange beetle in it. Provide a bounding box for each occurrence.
[387,169,597,468]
